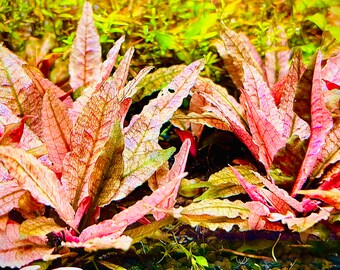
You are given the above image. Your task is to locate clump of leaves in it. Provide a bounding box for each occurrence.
[0,2,204,268]
[169,25,339,237]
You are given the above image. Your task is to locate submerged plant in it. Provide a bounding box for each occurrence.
[0,2,204,268]
[168,25,339,236]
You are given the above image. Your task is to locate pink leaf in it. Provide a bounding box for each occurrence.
[69,1,101,90]
[200,90,260,161]
[42,89,72,173]
[312,121,340,179]
[255,173,304,212]
[100,36,125,83]
[299,189,340,210]
[0,221,53,268]
[242,100,285,170]
[0,180,25,216]
[245,201,284,231]
[0,146,75,226]
[112,47,134,94]
[23,65,73,109]
[153,139,191,220]
[292,52,333,196]
[282,206,332,232]
[321,53,340,91]
[230,166,268,207]
[242,63,282,134]
[115,59,204,200]
[0,104,43,151]
[61,81,120,208]
[78,173,186,242]
[264,26,291,88]
[277,50,309,139]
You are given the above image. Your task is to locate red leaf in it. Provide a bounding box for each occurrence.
[255,173,304,213]
[323,79,340,90]
[241,63,286,170]
[0,104,43,151]
[321,53,340,91]
[0,115,33,147]
[175,129,197,158]
[292,52,333,196]
[277,50,309,140]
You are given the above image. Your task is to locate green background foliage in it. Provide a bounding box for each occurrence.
[1,0,339,83]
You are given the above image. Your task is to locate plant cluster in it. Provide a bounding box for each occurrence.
[0,1,339,269]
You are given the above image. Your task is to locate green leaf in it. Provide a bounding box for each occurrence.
[123,216,173,244]
[175,199,250,231]
[194,165,262,201]
[88,120,124,207]
[306,13,327,30]
[19,217,64,237]
[193,255,209,267]
[270,135,308,185]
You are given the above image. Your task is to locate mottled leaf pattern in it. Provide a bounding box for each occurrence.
[88,120,124,207]
[42,88,72,172]
[216,25,265,89]
[194,165,262,201]
[0,45,43,136]
[134,65,185,102]
[0,146,75,225]
[69,1,101,90]
[299,189,340,210]
[100,35,125,83]
[79,173,186,242]
[19,217,64,237]
[112,47,134,94]
[62,81,120,207]
[0,180,25,215]
[270,135,308,184]
[153,139,191,220]
[0,104,43,150]
[312,121,340,178]
[0,115,33,147]
[23,65,73,109]
[0,221,53,268]
[115,59,204,199]
[264,26,291,88]
[281,207,332,232]
[292,52,333,196]
[277,50,309,139]
[174,199,250,232]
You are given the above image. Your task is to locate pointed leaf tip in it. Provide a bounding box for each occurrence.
[69,1,101,89]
